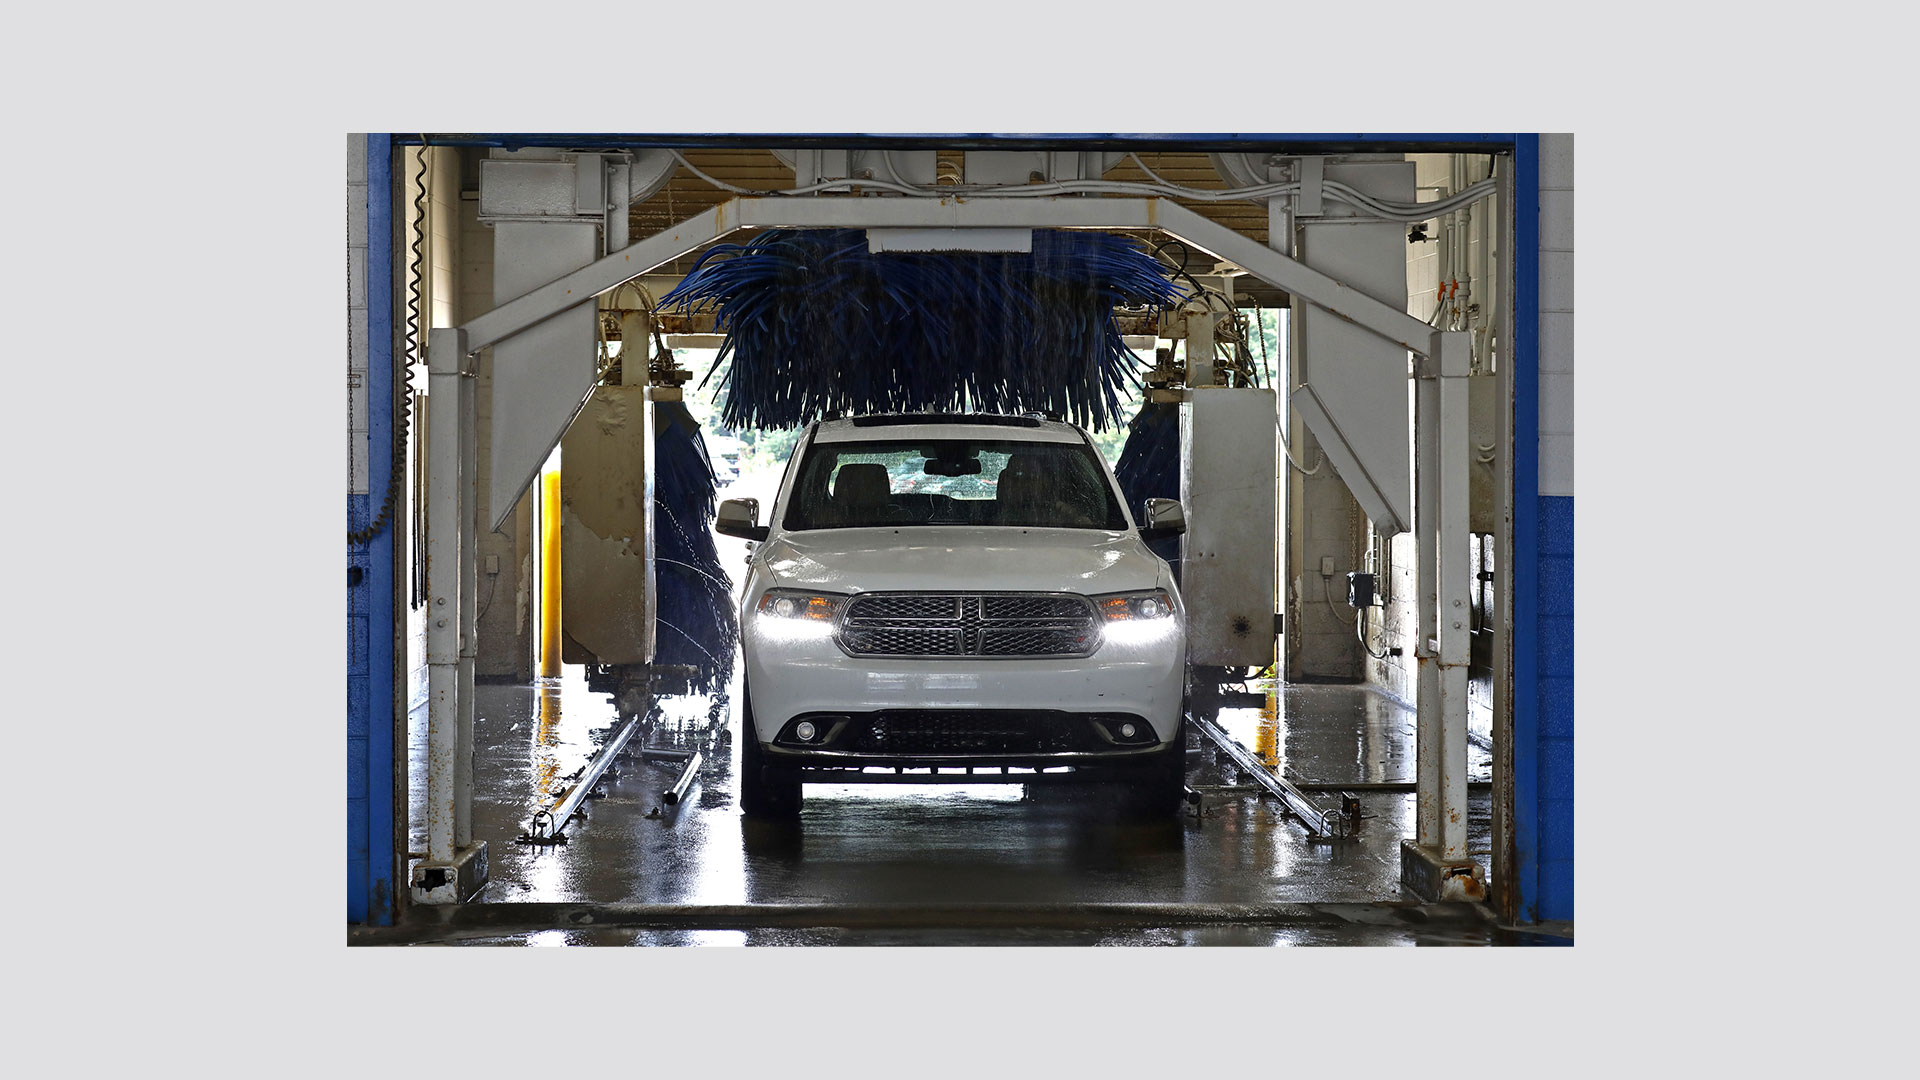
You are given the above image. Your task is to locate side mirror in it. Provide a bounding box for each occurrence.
[715,498,769,542]
[1138,497,1186,541]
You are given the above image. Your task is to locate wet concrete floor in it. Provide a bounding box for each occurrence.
[378,665,1557,946]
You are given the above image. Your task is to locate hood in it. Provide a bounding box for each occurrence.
[760,526,1168,596]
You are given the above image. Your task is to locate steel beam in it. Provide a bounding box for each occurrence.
[459,197,1437,360]
[462,201,736,354]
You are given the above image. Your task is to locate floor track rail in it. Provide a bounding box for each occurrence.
[1188,710,1342,841]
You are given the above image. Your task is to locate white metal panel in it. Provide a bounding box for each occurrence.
[1180,388,1279,668]
[486,220,599,530]
[347,144,369,496]
[1292,158,1416,536]
[478,160,581,219]
[559,385,656,666]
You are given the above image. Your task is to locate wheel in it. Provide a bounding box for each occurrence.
[1124,716,1189,817]
[738,688,801,818]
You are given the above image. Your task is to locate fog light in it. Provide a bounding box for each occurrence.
[794,721,818,742]
[1119,723,1137,739]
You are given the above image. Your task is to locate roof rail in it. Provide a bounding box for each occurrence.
[845,413,1046,428]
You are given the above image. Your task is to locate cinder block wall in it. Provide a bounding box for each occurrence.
[1534,133,1575,920]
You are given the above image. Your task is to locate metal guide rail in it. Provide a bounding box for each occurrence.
[1186,710,1357,843]
[517,693,727,844]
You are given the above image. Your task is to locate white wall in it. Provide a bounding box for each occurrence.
[347,137,369,500]
[1539,134,1575,497]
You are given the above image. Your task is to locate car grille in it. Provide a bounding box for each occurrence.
[846,711,1088,754]
[838,592,1098,659]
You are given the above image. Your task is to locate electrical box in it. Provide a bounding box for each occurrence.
[1180,388,1279,668]
[1346,572,1375,609]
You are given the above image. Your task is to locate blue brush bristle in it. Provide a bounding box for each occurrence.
[661,229,1186,431]
[1113,400,1183,580]
[653,401,737,692]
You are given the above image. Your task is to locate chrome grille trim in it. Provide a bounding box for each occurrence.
[838,591,1098,659]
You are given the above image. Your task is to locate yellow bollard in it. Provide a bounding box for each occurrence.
[540,469,562,678]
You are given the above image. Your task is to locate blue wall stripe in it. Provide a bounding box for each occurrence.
[396,133,1523,152]
[346,134,397,926]
[1511,136,1543,923]
[1536,494,1575,921]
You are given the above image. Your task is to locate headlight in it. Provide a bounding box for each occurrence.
[1092,589,1176,623]
[755,589,846,622]
[1091,589,1178,647]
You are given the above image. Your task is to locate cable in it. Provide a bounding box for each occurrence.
[668,149,763,195]
[671,147,1501,219]
[1273,412,1322,475]
[1253,297,1272,388]
[475,565,500,623]
[1320,574,1356,627]
[1126,151,1181,187]
[879,149,911,188]
[1357,605,1389,660]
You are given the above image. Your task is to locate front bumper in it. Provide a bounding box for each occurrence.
[742,616,1186,751]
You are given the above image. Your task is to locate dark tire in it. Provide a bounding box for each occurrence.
[738,689,801,818]
[1125,717,1188,818]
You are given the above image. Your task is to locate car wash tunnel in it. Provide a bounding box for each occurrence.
[346,133,1575,946]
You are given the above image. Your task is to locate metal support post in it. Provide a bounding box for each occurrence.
[424,330,461,867]
[455,353,477,849]
[415,327,488,903]
[1403,330,1482,901]
[1436,330,1472,862]
[1414,367,1441,849]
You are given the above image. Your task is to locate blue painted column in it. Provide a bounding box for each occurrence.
[348,134,397,924]
[1510,135,1541,923]
[1511,133,1575,924]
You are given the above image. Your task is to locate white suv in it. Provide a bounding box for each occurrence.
[716,413,1190,818]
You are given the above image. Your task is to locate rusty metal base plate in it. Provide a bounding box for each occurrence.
[411,842,489,906]
[1399,840,1485,903]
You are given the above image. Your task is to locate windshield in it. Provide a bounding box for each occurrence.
[782,438,1128,531]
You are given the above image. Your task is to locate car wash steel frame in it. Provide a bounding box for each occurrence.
[349,132,1562,927]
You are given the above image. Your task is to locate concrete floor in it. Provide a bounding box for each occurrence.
[362,661,1564,946]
